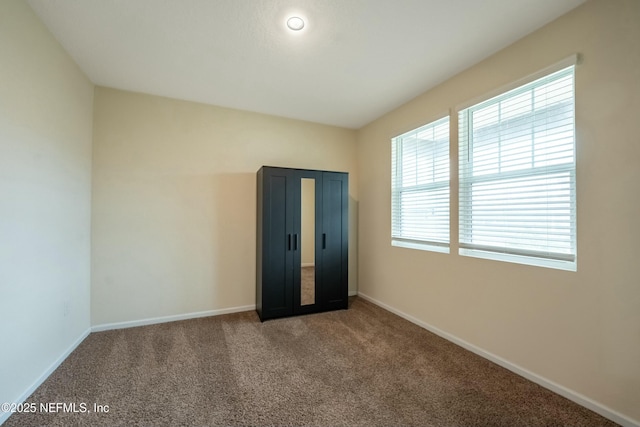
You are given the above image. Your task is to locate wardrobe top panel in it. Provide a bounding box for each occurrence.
[258,166,349,175]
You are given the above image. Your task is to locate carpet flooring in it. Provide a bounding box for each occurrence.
[5,297,617,426]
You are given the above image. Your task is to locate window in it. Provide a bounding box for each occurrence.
[392,116,450,252]
[458,66,576,270]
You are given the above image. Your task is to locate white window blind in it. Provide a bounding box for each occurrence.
[458,66,576,268]
[392,116,450,251]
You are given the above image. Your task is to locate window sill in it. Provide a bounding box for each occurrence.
[392,239,450,254]
[459,248,576,272]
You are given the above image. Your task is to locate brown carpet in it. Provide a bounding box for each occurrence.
[5,297,617,427]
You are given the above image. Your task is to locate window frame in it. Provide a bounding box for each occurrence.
[457,58,577,271]
[391,115,450,253]
[387,55,578,271]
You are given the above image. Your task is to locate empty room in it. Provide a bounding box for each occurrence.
[1,0,638,425]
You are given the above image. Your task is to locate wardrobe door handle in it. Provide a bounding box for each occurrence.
[322,233,326,249]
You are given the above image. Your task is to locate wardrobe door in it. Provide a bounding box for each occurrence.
[259,168,296,320]
[293,170,322,315]
[320,172,349,310]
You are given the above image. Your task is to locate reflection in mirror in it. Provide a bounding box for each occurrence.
[301,178,315,306]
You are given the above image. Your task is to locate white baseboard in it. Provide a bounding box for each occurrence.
[0,328,91,426]
[356,292,639,427]
[91,304,256,332]
[348,290,358,297]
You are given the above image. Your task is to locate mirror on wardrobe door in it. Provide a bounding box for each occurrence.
[300,178,315,306]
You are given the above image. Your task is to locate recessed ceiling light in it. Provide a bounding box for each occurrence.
[286,16,305,31]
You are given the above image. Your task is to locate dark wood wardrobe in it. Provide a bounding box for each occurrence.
[256,166,348,321]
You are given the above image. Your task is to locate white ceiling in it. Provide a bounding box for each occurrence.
[28,0,586,129]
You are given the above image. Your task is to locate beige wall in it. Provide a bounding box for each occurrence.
[357,0,639,423]
[0,0,93,415]
[91,87,357,325]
